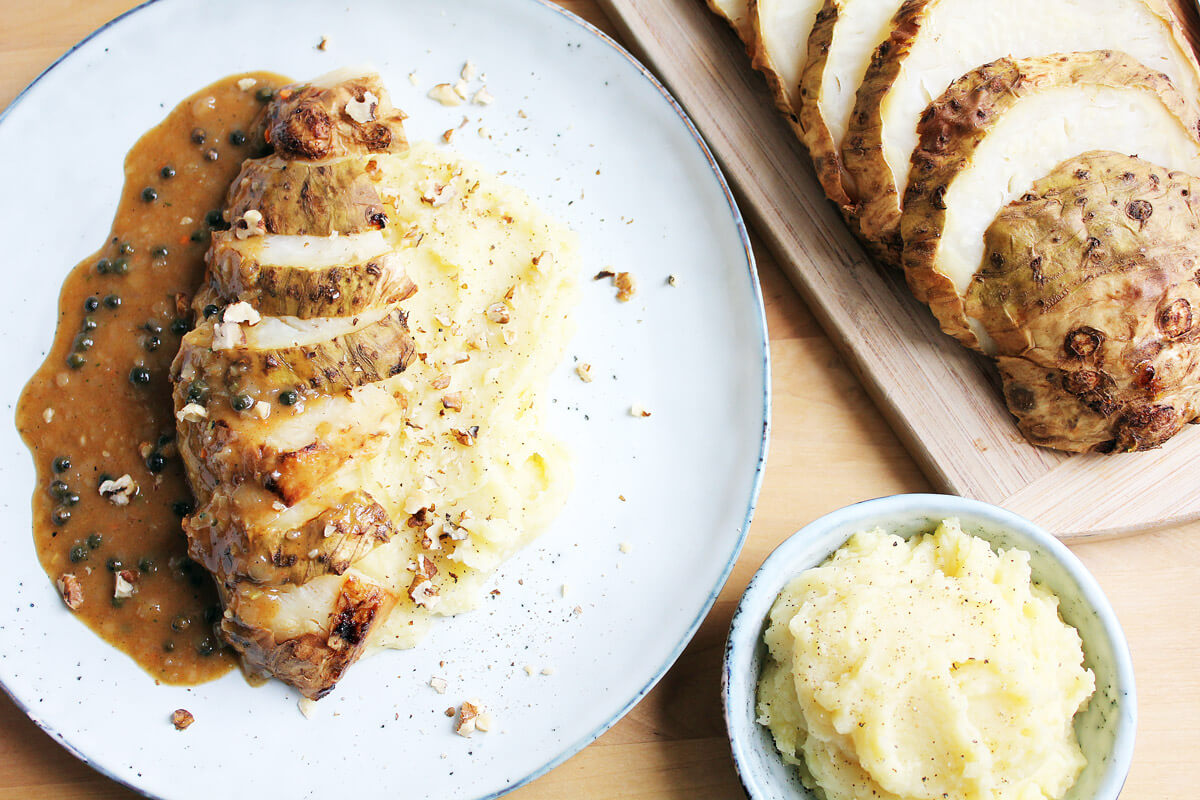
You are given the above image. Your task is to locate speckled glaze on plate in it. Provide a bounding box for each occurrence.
[0,2,768,798]
[724,494,1135,800]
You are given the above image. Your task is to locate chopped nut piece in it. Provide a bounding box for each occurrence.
[593,269,615,280]
[298,698,317,719]
[441,392,463,411]
[442,128,455,144]
[431,374,451,390]
[619,541,633,554]
[576,363,593,383]
[667,274,679,287]
[461,60,478,81]
[456,700,485,736]
[345,91,379,125]
[428,83,465,106]
[176,403,207,423]
[408,71,419,86]
[409,555,440,609]
[472,87,495,106]
[573,605,583,615]
[236,77,257,91]
[56,574,83,610]
[475,712,494,732]
[524,665,535,676]
[252,400,271,419]
[532,251,554,271]
[211,321,246,351]
[419,179,456,207]
[222,301,260,326]
[630,404,651,418]
[615,272,636,302]
[114,569,138,599]
[452,79,469,99]
[452,426,479,446]
[430,676,448,694]
[98,474,139,506]
[171,709,195,730]
[517,109,528,119]
[43,408,54,424]
[233,209,265,240]
[541,666,555,676]
[485,303,511,324]
[317,35,330,51]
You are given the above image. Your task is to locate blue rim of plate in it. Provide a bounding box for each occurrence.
[0,1,771,798]
[721,493,1136,800]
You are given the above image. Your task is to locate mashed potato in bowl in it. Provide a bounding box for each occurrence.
[757,518,1096,800]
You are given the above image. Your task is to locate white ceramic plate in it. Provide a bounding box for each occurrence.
[0,2,768,798]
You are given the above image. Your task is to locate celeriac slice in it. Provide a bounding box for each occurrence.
[845,0,1200,254]
[748,0,823,120]
[798,0,906,206]
[901,52,1200,350]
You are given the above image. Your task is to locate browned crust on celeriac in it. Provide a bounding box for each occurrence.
[263,77,409,160]
[843,0,1200,260]
[186,488,395,586]
[747,0,806,130]
[221,575,395,699]
[899,51,1200,348]
[973,152,1200,452]
[797,0,853,207]
[177,309,416,400]
[226,157,387,236]
[839,0,923,262]
[205,233,417,319]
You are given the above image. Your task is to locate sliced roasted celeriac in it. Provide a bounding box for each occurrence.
[797,0,905,208]
[844,0,1200,257]
[748,0,823,123]
[901,51,1200,349]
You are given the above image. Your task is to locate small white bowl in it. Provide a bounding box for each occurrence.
[723,493,1136,800]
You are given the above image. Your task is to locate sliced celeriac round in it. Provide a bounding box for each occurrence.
[748,0,824,123]
[901,51,1200,350]
[798,0,906,207]
[844,0,1200,256]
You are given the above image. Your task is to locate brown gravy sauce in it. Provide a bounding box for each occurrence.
[16,72,291,685]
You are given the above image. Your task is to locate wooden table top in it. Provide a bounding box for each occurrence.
[2,2,1197,797]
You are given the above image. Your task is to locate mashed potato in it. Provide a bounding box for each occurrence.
[757,519,1095,800]
[343,142,578,649]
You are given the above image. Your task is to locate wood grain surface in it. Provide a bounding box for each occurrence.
[1,1,1198,798]
[599,0,1200,541]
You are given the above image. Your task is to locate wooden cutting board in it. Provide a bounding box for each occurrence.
[598,0,1200,540]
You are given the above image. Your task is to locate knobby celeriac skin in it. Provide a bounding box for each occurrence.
[757,519,1094,800]
[842,0,1200,259]
[973,151,1200,453]
[173,70,579,698]
[900,50,1200,351]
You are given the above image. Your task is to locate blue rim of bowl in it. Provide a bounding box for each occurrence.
[0,1,770,798]
[722,493,1136,800]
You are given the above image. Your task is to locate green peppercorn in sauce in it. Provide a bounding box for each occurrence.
[16,72,290,685]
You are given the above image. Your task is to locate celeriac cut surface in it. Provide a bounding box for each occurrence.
[900,51,1200,349]
[843,0,1200,253]
[758,520,1095,800]
[749,0,824,122]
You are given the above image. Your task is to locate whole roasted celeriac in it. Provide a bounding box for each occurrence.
[171,70,577,697]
